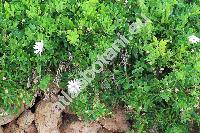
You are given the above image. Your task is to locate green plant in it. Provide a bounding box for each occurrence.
[0,0,199,132]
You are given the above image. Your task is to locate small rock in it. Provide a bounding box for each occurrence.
[35,100,63,133]
[99,108,129,132]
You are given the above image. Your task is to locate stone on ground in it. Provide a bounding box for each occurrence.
[35,100,62,133]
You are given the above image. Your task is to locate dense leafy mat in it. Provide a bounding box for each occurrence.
[0,0,199,132]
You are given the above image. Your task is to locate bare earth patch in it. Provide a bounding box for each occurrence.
[0,89,130,133]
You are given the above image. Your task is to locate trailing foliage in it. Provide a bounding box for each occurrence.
[0,0,199,132]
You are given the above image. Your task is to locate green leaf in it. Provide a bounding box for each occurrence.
[67,28,79,45]
[39,75,52,91]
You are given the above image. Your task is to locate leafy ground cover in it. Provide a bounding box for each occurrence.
[0,0,200,132]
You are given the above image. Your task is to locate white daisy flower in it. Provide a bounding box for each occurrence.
[188,35,200,44]
[67,79,81,94]
[34,40,44,55]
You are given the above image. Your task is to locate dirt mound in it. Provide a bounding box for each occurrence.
[35,100,62,133]
[0,87,130,133]
[99,109,129,132]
